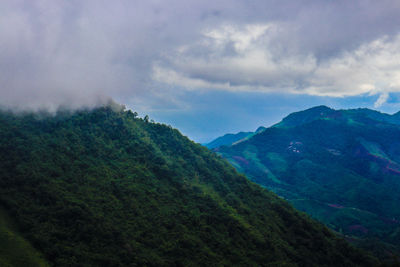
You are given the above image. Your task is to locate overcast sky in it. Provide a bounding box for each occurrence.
[2,0,400,142]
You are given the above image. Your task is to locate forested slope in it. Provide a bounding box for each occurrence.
[0,105,376,266]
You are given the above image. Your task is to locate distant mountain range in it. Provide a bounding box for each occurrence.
[212,105,400,260]
[205,126,266,149]
[0,105,376,266]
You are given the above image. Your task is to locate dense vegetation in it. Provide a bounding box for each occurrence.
[0,105,376,266]
[0,208,49,267]
[216,106,400,261]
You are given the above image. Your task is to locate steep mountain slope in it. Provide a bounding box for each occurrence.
[216,106,400,259]
[0,106,376,266]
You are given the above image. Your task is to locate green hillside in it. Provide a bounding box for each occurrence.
[216,106,400,260]
[0,208,49,267]
[0,105,376,266]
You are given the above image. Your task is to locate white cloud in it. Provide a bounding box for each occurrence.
[154,23,317,93]
[203,24,271,52]
[309,36,400,97]
[1,0,400,111]
[154,25,400,102]
[374,92,389,108]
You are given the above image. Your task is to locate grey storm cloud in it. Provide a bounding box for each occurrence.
[1,0,400,111]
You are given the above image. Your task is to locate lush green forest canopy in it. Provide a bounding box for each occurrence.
[0,207,49,267]
[215,106,400,261]
[0,105,377,266]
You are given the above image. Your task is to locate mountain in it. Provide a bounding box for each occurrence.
[216,106,400,260]
[205,126,266,149]
[273,106,400,128]
[272,105,336,128]
[0,105,376,266]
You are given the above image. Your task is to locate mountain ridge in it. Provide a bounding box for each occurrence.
[271,105,400,129]
[205,126,267,149]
